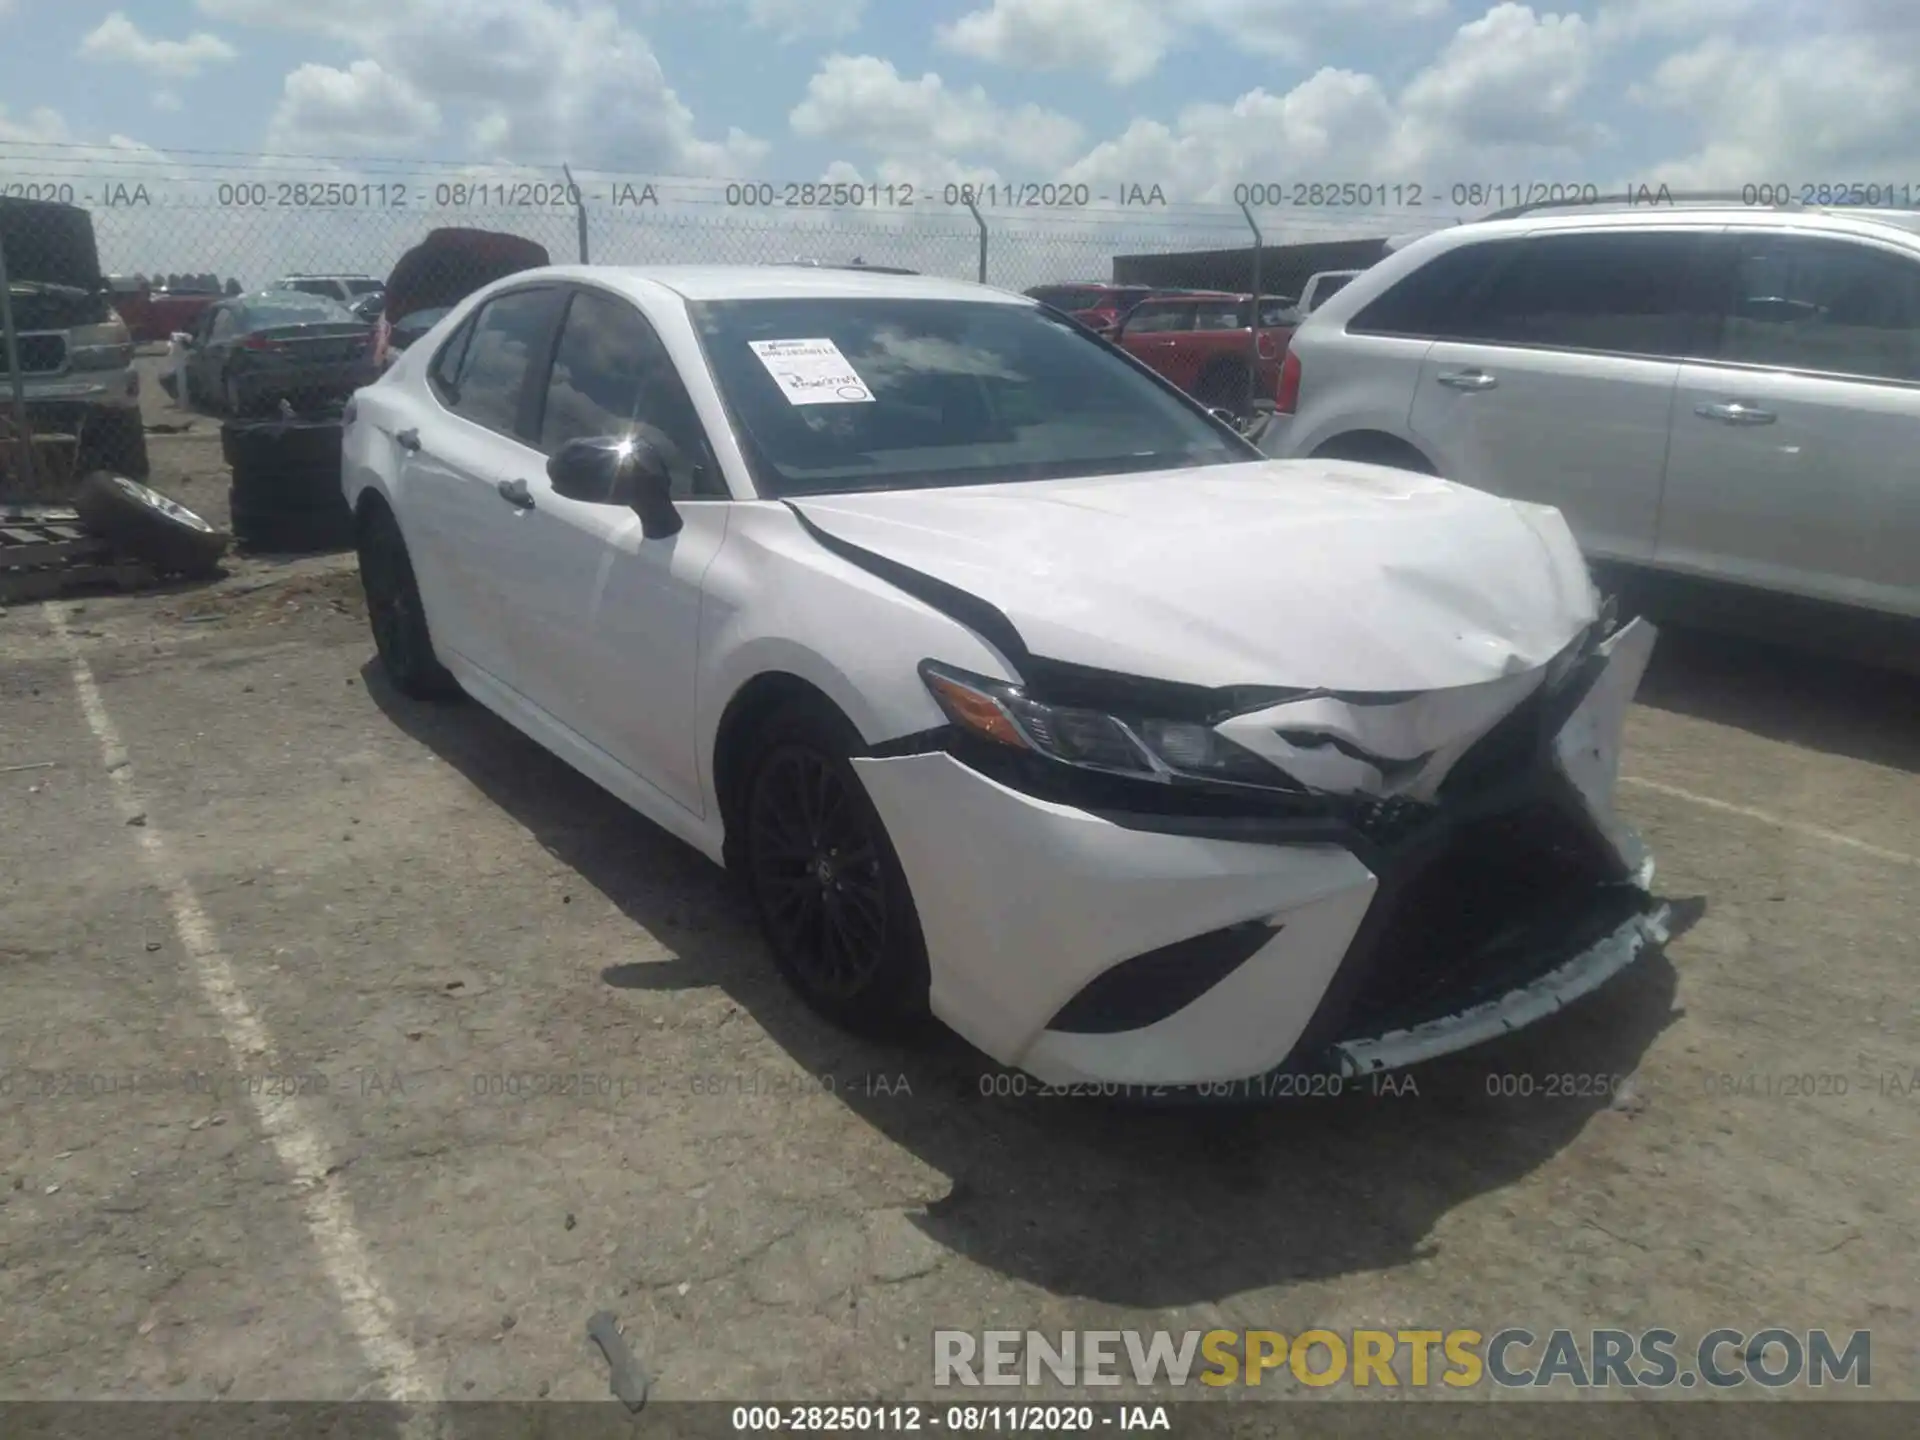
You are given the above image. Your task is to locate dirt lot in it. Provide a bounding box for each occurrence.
[1,370,1916,1416]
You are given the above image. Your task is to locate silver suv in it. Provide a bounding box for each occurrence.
[1262,198,1920,621]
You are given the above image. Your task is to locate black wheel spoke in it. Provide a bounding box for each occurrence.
[749,740,893,1002]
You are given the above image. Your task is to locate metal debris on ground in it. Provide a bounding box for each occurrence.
[586,1309,651,1412]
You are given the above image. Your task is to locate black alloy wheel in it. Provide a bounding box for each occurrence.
[743,704,930,1035]
[357,506,458,699]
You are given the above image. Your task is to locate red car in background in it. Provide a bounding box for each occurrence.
[1111,291,1298,414]
[1023,282,1155,335]
[107,275,225,343]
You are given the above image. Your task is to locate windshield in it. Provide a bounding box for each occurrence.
[692,296,1249,496]
[239,292,359,327]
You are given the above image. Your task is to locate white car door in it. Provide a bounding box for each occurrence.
[485,284,731,818]
[1407,228,1705,564]
[399,285,566,684]
[1658,230,1920,617]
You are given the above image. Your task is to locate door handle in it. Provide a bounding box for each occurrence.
[1695,399,1776,425]
[496,478,535,510]
[394,427,421,451]
[1435,369,1497,391]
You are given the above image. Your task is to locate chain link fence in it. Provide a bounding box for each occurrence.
[2,145,1476,490]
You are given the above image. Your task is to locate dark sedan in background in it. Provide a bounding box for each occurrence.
[180,290,377,415]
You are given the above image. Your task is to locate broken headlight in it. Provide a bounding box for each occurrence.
[920,661,1290,789]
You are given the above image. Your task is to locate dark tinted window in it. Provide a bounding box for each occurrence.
[1457,231,1705,356]
[1124,302,1191,333]
[1348,239,1521,337]
[691,297,1249,496]
[428,313,474,398]
[536,287,725,499]
[1699,235,1920,382]
[448,287,561,438]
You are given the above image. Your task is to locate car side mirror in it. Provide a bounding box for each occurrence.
[547,435,682,539]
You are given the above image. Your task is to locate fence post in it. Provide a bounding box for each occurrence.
[564,164,589,263]
[0,233,36,492]
[964,194,987,284]
[1238,199,1264,419]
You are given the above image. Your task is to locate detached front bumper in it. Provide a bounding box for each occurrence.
[853,619,1664,1089]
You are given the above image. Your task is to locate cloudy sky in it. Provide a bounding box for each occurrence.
[2,1,1913,190]
[1,2,1914,283]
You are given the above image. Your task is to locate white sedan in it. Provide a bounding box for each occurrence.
[342,264,1669,1090]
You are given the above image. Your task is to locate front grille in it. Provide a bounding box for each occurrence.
[1337,799,1628,1037]
[17,333,66,374]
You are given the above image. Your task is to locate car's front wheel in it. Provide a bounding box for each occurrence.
[742,702,931,1037]
[356,504,459,700]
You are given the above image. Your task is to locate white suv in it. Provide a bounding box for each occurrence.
[1262,201,1920,620]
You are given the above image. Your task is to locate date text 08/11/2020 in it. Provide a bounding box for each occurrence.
[9,177,1920,211]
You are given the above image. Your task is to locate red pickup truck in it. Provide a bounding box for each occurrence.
[1112,291,1298,412]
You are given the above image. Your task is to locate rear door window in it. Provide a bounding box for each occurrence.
[1453,231,1709,357]
[444,287,564,440]
[1349,240,1522,338]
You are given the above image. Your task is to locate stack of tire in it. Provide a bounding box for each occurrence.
[222,414,353,553]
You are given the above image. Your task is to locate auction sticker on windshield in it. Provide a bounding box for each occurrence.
[748,338,874,404]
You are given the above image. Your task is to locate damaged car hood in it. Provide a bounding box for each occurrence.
[790,459,1598,693]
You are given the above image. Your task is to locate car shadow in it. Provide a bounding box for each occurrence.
[1632,620,1920,776]
[1598,565,1920,775]
[365,663,1688,1306]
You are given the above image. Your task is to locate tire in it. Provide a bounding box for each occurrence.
[229,463,346,514]
[71,471,229,578]
[356,504,458,699]
[230,498,355,554]
[76,409,150,480]
[222,416,343,475]
[741,700,931,1037]
[1195,359,1250,412]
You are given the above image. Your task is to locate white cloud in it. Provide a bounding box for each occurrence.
[78,12,238,78]
[939,0,1176,85]
[267,59,441,154]
[153,90,184,112]
[791,55,1084,171]
[745,0,866,41]
[1399,4,1597,151]
[937,0,1449,83]
[1631,31,1920,186]
[196,0,764,173]
[0,104,68,144]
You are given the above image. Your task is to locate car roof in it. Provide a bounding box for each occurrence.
[518,264,1031,305]
[1407,203,1920,248]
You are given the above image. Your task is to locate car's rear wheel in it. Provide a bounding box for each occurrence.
[743,702,930,1037]
[356,504,458,699]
